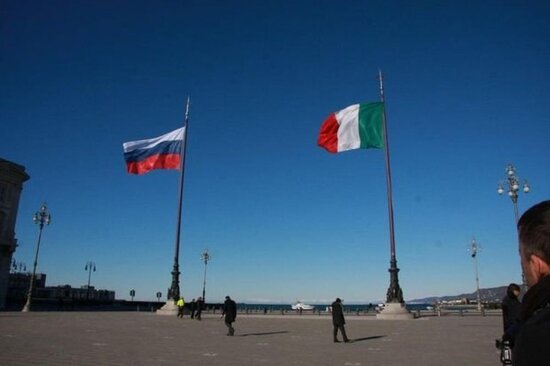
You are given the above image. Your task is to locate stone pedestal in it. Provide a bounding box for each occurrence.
[156,300,178,316]
[376,302,415,320]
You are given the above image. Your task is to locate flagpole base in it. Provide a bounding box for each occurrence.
[376,302,414,320]
[156,300,179,316]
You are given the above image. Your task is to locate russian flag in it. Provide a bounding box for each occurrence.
[123,127,185,175]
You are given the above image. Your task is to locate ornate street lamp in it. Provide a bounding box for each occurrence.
[497,164,530,223]
[22,203,51,312]
[200,249,211,302]
[11,259,26,273]
[85,261,96,300]
[468,238,482,312]
[497,163,530,290]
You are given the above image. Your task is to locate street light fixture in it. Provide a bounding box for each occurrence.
[497,163,530,290]
[497,164,530,223]
[85,261,96,301]
[200,249,211,302]
[22,203,51,312]
[11,259,26,273]
[468,238,482,312]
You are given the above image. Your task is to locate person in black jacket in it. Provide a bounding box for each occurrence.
[222,295,237,336]
[190,298,196,319]
[331,298,350,343]
[195,297,204,320]
[501,283,521,346]
[513,200,550,365]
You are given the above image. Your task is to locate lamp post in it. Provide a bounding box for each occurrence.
[22,203,51,312]
[468,238,482,312]
[11,259,26,273]
[11,259,27,301]
[200,249,211,302]
[85,261,96,301]
[497,163,530,290]
[497,164,530,224]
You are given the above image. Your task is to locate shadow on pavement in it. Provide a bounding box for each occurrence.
[239,331,289,337]
[351,335,386,342]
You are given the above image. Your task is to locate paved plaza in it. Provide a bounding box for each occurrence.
[0,311,503,366]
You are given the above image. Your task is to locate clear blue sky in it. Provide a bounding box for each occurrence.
[2,1,549,303]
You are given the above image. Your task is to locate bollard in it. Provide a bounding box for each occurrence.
[481,308,486,317]
[416,309,420,318]
[460,309,464,317]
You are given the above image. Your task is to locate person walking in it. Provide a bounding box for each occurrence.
[331,298,350,343]
[513,200,550,365]
[222,295,237,336]
[190,298,196,319]
[196,297,204,320]
[501,283,521,347]
[176,297,185,319]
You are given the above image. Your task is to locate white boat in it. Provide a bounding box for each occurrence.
[291,301,315,311]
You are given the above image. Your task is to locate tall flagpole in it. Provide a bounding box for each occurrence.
[167,96,191,303]
[377,71,411,319]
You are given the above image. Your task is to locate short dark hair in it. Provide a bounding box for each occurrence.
[518,200,550,264]
[506,283,520,297]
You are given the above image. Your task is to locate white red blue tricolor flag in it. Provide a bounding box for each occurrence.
[123,127,185,175]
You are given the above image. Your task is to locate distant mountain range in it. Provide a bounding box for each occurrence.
[410,285,511,304]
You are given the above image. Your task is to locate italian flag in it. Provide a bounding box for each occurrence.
[317,102,384,153]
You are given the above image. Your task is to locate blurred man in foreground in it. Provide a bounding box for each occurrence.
[514,200,550,365]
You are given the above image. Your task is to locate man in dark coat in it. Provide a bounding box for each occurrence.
[190,298,196,319]
[195,297,204,320]
[331,298,350,343]
[222,295,237,336]
[501,283,521,346]
[513,200,550,365]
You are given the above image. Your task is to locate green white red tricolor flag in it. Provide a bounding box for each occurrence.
[317,102,385,153]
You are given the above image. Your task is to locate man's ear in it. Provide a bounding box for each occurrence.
[530,254,550,279]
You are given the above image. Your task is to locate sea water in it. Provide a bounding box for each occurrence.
[236,303,432,312]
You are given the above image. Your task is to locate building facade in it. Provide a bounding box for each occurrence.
[0,158,30,309]
[6,271,115,308]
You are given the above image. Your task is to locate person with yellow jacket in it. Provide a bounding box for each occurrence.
[176,297,185,318]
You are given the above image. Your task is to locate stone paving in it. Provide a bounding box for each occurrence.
[0,312,503,366]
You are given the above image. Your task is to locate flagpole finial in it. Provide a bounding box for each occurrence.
[185,96,191,121]
[378,70,385,102]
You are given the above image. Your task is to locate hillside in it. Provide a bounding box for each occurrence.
[410,285,511,304]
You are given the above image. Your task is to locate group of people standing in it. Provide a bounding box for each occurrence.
[174,294,350,342]
[176,296,205,320]
[175,295,237,336]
